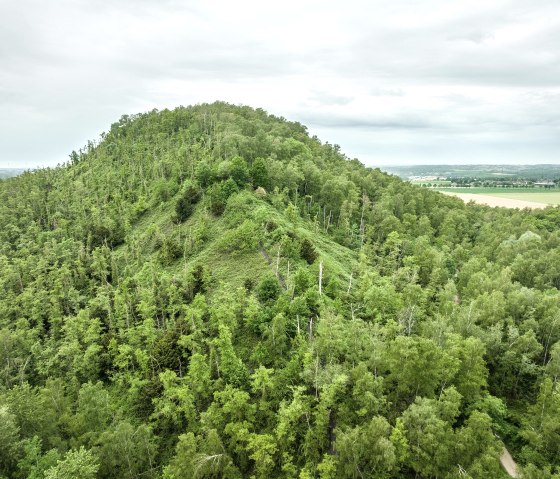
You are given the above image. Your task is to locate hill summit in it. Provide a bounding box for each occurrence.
[1,102,560,478]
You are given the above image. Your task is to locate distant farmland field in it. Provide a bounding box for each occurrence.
[436,187,560,208]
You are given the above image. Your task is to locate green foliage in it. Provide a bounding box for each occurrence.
[209,179,239,216]
[335,416,396,478]
[1,101,560,478]
[96,422,158,479]
[17,437,60,479]
[250,157,269,190]
[217,220,261,254]
[157,236,182,265]
[163,432,197,479]
[0,406,20,477]
[44,447,99,479]
[300,238,318,264]
[195,161,215,188]
[175,183,201,222]
[256,274,281,304]
[154,178,180,204]
[229,156,250,187]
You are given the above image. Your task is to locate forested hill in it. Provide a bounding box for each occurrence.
[1,102,560,479]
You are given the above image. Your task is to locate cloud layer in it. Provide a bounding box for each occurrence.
[1,0,559,167]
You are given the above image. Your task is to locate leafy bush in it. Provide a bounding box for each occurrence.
[300,238,318,264]
[87,218,125,249]
[195,161,215,188]
[209,179,238,216]
[218,220,261,254]
[153,178,179,204]
[44,447,99,479]
[250,157,269,189]
[185,264,206,300]
[157,237,182,265]
[175,184,201,222]
[229,156,250,186]
[256,275,281,303]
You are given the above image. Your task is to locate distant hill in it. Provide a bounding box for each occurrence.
[0,168,24,179]
[383,163,560,180]
[0,102,559,478]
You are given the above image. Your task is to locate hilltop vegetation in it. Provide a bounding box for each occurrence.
[1,102,560,478]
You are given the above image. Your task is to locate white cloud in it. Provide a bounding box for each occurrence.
[0,0,559,167]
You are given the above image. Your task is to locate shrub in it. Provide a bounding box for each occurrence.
[293,268,312,295]
[256,275,281,303]
[230,156,250,186]
[153,178,179,203]
[175,184,201,222]
[218,220,260,254]
[265,221,278,233]
[250,157,269,189]
[87,218,125,249]
[182,265,207,301]
[244,278,256,291]
[300,238,318,264]
[158,237,182,265]
[195,161,215,188]
[209,179,238,216]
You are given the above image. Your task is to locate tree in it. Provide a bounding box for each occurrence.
[0,405,20,477]
[96,422,158,479]
[44,447,99,479]
[335,416,396,479]
[163,432,197,479]
[300,239,318,264]
[229,156,250,187]
[247,433,277,479]
[386,336,458,402]
[209,179,238,216]
[175,184,201,222]
[250,158,269,189]
[212,325,249,387]
[520,378,560,465]
[16,436,60,479]
[401,396,456,478]
[256,275,281,304]
[70,381,113,447]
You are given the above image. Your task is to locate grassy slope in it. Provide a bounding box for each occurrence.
[117,188,357,296]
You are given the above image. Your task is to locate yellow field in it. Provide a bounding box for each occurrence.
[440,192,553,209]
[437,188,560,208]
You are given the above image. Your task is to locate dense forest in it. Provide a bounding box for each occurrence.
[1,102,560,479]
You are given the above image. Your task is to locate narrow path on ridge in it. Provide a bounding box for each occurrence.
[258,242,287,290]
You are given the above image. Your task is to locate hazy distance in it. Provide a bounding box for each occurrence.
[1,0,559,168]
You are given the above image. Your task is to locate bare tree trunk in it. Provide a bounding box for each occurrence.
[360,192,367,247]
[319,261,323,295]
[347,272,353,294]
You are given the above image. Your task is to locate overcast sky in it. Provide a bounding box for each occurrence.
[1,0,559,168]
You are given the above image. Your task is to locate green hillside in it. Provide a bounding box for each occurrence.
[1,102,560,478]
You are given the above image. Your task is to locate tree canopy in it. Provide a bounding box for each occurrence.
[0,102,559,478]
